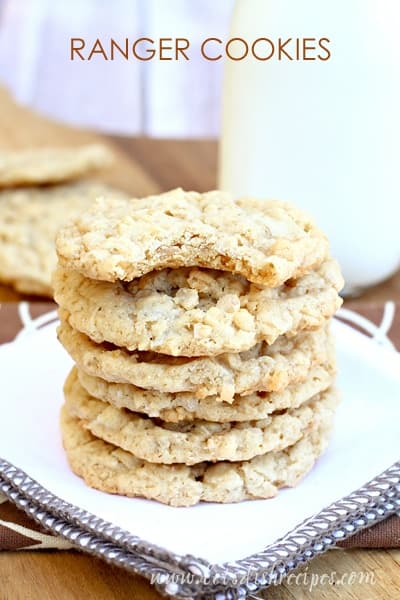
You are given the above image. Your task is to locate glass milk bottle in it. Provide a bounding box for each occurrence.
[219,0,400,294]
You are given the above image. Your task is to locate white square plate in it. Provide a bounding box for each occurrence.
[0,317,399,565]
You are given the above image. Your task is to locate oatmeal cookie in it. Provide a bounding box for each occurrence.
[0,144,112,187]
[56,188,329,286]
[54,260,343,355]
[58,317,334,401]
[76,360,335,422]
[0,182,127,296]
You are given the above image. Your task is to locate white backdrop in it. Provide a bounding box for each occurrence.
[0,0,234,136]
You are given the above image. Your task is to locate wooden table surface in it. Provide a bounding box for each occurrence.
[0,87,399,599]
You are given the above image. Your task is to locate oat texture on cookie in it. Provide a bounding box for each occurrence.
[0,143,122,297]
[54,260,343,355]
[0,182,127,296]
[0,144,113,187]
[56,188,330,286]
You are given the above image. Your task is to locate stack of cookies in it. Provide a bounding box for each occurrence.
[54,189,344,506]
[0,144,124,296]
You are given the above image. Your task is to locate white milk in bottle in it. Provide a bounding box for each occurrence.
[219,0,400,294]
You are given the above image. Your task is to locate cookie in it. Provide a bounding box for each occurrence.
[0,144,113,187]
[58,318,334,401]
[64,369,338,465]
[61,407,334,506]
[77,359,335,422]
[0,182,127,296]
[54,260,342,356]
[55,188,330,286]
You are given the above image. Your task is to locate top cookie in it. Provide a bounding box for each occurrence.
[56,188,329,286]
[0,144,113,188]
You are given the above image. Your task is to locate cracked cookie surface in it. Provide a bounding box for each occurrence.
[56,188,329,286]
